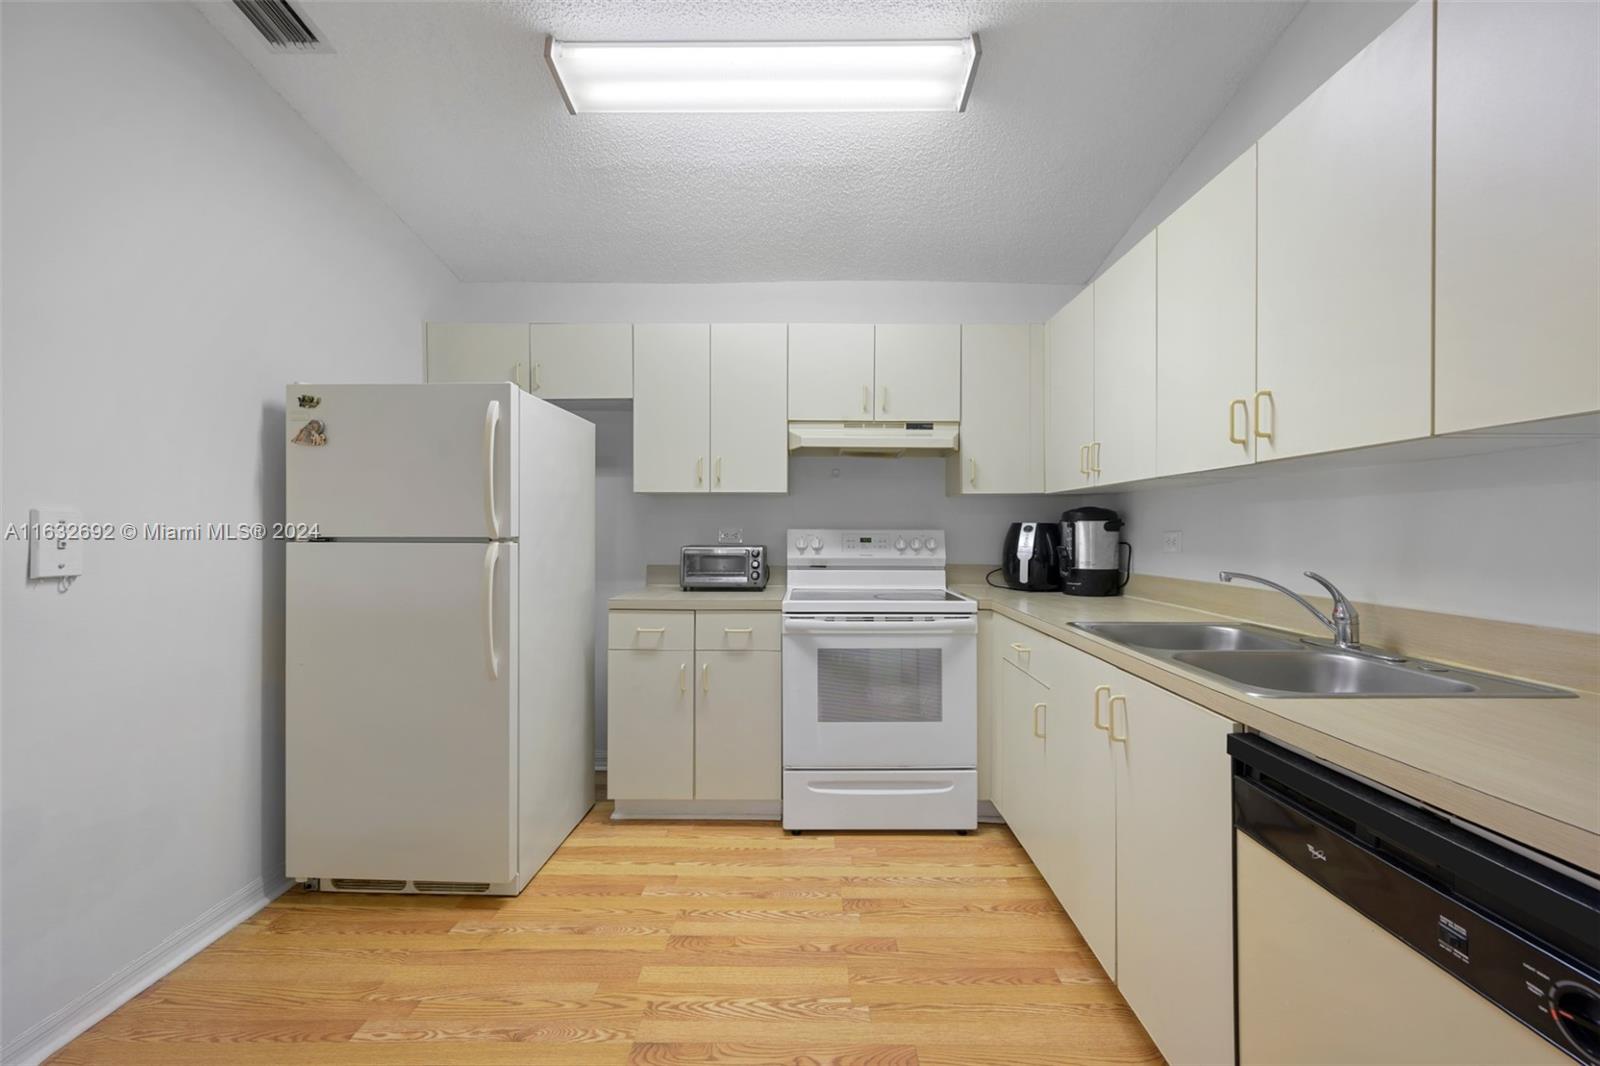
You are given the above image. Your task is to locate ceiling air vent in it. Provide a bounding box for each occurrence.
[233,0,329,53]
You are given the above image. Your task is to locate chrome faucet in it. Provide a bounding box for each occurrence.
[1218,570,1362,650]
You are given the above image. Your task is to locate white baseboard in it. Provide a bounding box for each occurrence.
[3,875,292,1066]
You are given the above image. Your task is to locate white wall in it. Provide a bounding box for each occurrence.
[1114,440,1600,633]
[0,3,455,1058]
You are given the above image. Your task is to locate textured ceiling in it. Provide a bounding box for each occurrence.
[199,0,1303,283]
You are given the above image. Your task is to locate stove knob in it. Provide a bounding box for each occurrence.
[809,535,823,552]
[912,537,925,551]
[894,537,907,552]
[925,536,939,552]
[794,535,806,551]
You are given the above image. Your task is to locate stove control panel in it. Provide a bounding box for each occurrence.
[788,529,947,567]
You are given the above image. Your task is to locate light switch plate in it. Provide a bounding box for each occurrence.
[28,507,85,580]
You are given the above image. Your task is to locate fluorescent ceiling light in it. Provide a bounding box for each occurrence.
[544,36,981,114]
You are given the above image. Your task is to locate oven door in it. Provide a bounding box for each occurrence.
[782,614,977,769]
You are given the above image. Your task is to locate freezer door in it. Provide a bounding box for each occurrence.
[286,383,518,539]
[286,541,518,884]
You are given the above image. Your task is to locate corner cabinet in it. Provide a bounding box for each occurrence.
[1044,292,1095,491]
[987,614,1236,1066]
[1256,0,1433,459]
[1091,233,1158,486]
[949,325,1045,494]
[1434,0,1600,432]
[607,610,781,810]
[425,323,530,389]
[633,324,787,494]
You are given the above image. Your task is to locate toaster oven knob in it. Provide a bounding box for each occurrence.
[894,537,907,551]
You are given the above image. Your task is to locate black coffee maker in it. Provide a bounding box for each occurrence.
[1000,521,1062,591]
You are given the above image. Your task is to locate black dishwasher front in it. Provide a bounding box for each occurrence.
[1231,733,1600,1065]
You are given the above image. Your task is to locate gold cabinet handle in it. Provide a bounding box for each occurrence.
[1253,389,1275,442]
[635,626,666,635]
[862,384,870,414]
[1009,641,1031,666]
[513,364,526,391]
[532,363,542,391]
[968,458,978,488]
[1109,694,1129,743]
[881,385,889,414]
[679,663,687,694]
[701,662,710,692]
[1229,399,1249,446]
[1079,443,1089,475]
[723,626,753,635]
[1032,702,1047,739]
[1089,441,1102,476]
[1092,684,1112,731]
[715,456,723,486]
[695,457,705,485]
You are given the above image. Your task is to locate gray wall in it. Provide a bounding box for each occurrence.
[0,3,454,1057]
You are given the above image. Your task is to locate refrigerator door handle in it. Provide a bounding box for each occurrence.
[482,543,501,680]
[482,400,501,539]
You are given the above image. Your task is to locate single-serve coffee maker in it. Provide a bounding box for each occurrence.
[1059,507,1131,596]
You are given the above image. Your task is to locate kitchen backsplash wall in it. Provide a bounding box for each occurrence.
[1112,438,1600,634]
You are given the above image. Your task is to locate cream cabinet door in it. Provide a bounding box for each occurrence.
[788,324,874,420]
[694,650,781,801]
[1435,0,1600,432]
[873,324,961,422]
[1044,292,1095,491]
[1040,642,1118,980]
[1157,148,1257,476]
[1111,671,1236,1066]
[954,325,1043,494]
[426,323,529,389]
[527,324,632,400]
[633,324,710,493]
[1092,233,1157,486]
[710,324,788,493]
[999,659,1048,859]
[1257,0,1433,460]
[606,649,694,800]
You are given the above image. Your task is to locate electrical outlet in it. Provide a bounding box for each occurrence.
[717,528,744,545]
[1161,530,1183,554]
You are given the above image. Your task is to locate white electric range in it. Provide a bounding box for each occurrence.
[780,529,978,832]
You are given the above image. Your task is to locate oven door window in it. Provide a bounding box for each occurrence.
[817,648,943,724]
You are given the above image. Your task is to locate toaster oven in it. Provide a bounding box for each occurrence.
[680,545,768,590]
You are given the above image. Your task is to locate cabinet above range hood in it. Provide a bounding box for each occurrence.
[787,421,959,457]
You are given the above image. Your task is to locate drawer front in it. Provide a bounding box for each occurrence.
[996,616,1047,678]
[696,611,781,651]
[608,610,694,651]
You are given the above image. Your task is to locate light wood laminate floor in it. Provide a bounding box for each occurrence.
[52,803,1162,1065]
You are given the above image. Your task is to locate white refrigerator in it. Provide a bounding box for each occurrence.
[284,382,595,894]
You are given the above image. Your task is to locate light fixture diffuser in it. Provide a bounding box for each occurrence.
[545,35,981,114]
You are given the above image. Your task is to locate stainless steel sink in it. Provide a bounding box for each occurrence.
[1073,622,1302,652]
[1071,622,1573,699]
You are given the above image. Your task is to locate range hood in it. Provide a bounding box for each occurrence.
[787,420,959,457]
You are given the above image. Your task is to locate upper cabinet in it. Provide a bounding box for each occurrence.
[527,324,633,400]
[633,325,711,493]
[709,324,788,494]
[788,324,960,422]
[951,324,1045,494]
[873,325,961,421]
[634,324,788,494]
[1256,0,1434,460]
[787,324,874,420]
[425,323,529,388]
[1434,0,1600,432]
[1044,291,1094,491]
[1157,147,1258,476]
[1092,232,1158,486]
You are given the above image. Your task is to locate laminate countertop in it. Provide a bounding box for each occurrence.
[609,580,1600,873]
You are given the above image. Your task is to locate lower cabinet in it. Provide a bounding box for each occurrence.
[607,610,781,804]
[989,614,1237,1065]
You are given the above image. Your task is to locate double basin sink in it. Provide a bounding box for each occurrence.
[1070,622,1572,699]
